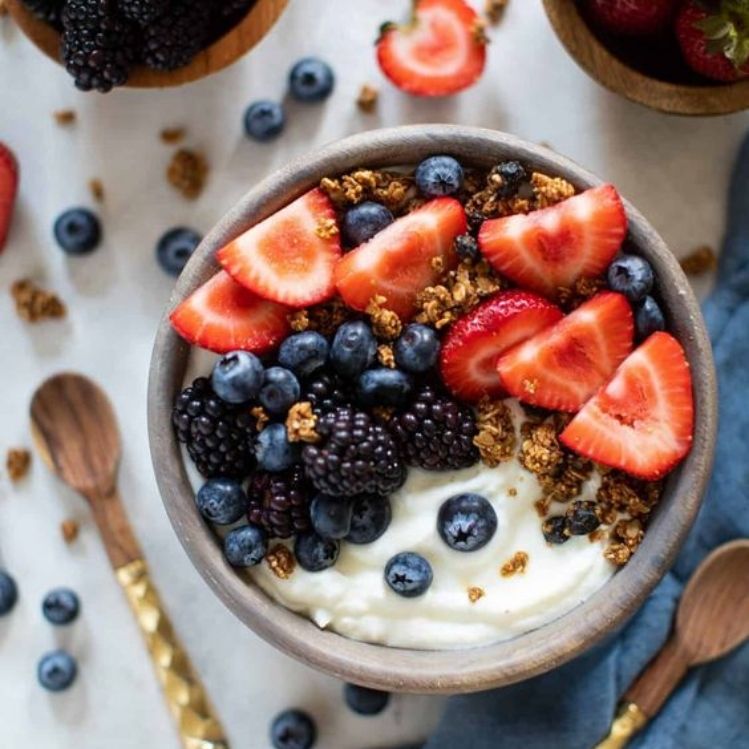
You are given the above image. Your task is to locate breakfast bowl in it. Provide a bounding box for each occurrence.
[148,125,716,693]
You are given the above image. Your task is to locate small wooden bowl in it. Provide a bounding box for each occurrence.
[148,125,717,693]
[6,0,288,88]
[543,0,749,115]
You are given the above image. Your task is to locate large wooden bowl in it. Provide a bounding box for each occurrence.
[543,0,749,115]
[6,0,288,88]
[148,125,717,693]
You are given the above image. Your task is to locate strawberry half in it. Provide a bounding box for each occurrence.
[440,290,563,402]
[496,292,634,412]
[335,197,466,320]
[376,0,487,97]
[561,332,694,480]
[478,184,627,298]
[217,188,342,308]
[0,143,19,253]
[170,270,290,354]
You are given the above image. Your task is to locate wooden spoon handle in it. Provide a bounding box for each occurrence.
[84,486,142,569]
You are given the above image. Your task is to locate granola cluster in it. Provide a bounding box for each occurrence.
[167,148,208,200]
[6,448,31,481]
[285,402,319,444]
[557,275,607,312]
[11,280,66,322]
[473,398,516,467]
[485,0,508,24]
[250,406,269,432]
[366,295,402,339]
[377,344,396,368]
[356,84,379,113]
[61,519,80,544]
[266,544,296,580]
[315,217,339,240]
[500,551,529,577]
[530,172,576,209]
[680,245,717,276]
[467,586,486,603]
[288,298,354,336]
[320,169,413,214]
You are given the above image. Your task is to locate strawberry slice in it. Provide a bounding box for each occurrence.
[478,184,627,298]
[170,271,290,354]
[561,332,694,480]
[0,143,19,253]
[440,290,563,402]
[496,292,634,412]
[376,0,487,97]
[217,188,342,308]
[335,197,466,320]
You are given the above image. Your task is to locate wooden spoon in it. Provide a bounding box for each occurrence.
[596,539,749,748]
[31,372,229,749]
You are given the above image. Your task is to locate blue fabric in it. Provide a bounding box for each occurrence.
[423,133,749,749]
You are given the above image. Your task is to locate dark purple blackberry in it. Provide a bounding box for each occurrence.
[302,407,406,497]
[20,0,64,26]
[142,0,214,71]
[302,372,352,416]
[390,385,479,471]
[119,0,170,25]
[565,501,601,536]
[489,160,527,198]
[246,465,311,539]
[172,377,255,479]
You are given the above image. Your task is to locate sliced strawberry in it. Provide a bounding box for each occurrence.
[335,197,466,320]
[561,332,694,480]
[217,188,342,308]
[0,143,19,253]
[170,270,290,354]
[496,292,633,412]
[478,184,627,298]
[376,0,487,97]
[440,290,563,402]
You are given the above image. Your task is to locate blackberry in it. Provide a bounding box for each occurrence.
[489,160,527,198]
[566,501,601,536]
[172,377,255,479]
[20,0,64,26]
[246,465,311,539]
[454,233,479,262]
[303,372,351,416]
[119,0,170,25]
[390,385,479,471]
[302,407,406,497]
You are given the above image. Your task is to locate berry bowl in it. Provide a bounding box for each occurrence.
[148,125,717,693]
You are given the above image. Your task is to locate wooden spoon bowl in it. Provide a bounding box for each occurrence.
[6,0,288,88]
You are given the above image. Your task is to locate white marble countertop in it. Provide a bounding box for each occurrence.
[0,1,746,747]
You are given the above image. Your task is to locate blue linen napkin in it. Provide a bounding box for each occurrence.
[421,132,749,749]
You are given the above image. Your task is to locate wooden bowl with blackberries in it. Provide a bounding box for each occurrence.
[543,0,749,115]
[6,0,288,92]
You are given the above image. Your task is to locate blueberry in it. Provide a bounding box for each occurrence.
[54,207,101,255]
[356,368,413,407]
[223,524,267,567]
[384,552,433,598]
[0,570,18,616]
[345,494,391,544]
[278,332,329,378]
[37,650,77,692]
[309,494,353,540]
[156,227,201,276]
[289,57,335,102]
[454,233,480,262]
[244,100,285,141]
[211,351,264,404]
[414,156,464,198]
[607,254,655,302]
[42,588,80,626]
[542,516,569,545]
[197,478,248,525]
[343,683,390,715]
[341,202,394,247]
[259,367,301,415]
[255,424,299,472]
[270,708,317,749]
[330,321,377,379]
[437,493,497,552]
[565,501,600,536]
[294,531,340,572]
[491,160,527,198]
[635,296,666,340]
[394,324,440,373]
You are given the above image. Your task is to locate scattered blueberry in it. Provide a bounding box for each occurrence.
[255,424,299,472]
[294,531,340,572]
[37,650,77,692]
[414,155,464,198]
[244,100,285,142]
[156,227,201,276]
[394,324,441,374]
[542,516,569,545]
[356,368,413,408]
[341,201,394,247]
[223,524,267,567]
[309,494,353,540]
[330,321,377,379]
[345,494,392,545]
[197,478,248,525]
[635,296,666,340]
[278,332,329,378]
[211,351,264,404]
[0,571,18,616]
[42,588,80,626]
[437,493,497,552]
[607,254,655,302]
[385,552,433,598]
[270,708,317,749]
[343,683,391,716]
[566,501,600,536]
[490,160,528,198]
[259,367,301,416]
[454,233,480,262]
[53,207,101,255]
[289,57,335,102]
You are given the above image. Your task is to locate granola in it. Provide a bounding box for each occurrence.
[500,551,529,577]
[89,178,105,203]
[11,280,66,322]
[266,544,296,579]
[315,217,339,240]
[61,519,80,544]
[167,148,208,200]
[377,344,396,368]
[467,586,486,603]
[366,295,402,340]
[320,169,413,214]
[531,172,576,209]
[485,0,508,24]
[680,245,717,275]
[160,127,187,145]
[473,398,516,467]
[6,448,30,481]
[53,109,76,126]
[289,298,353,336]
[285,402,319,444]
[250,406,269,432]
[357,84,379,113]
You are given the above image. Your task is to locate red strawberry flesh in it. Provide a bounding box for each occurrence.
[0,143,19,253]
[586,0,678,36]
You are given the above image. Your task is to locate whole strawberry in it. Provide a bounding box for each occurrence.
[0,143,19,253]
[676,0,749,81]
[586,0,679,36]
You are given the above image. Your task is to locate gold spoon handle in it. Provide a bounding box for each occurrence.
[594,702,649,749]
[116,559,229,749]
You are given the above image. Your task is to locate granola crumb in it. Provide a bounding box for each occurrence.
[266,544,296,579]
[160,127,187,145]
[6,448,31,481]
[250,406,269,432]
[61,519,80,544]
[467,586,485,603]
[320,170,412,213]
[11,279,66,322]
[531,172,576,209]
[604,542,631,566]
[366,295,403,340]
[315,217,339,240]
[431,255,445,273]
[680,245,717,276]
[596,470,662,521]
[472,18,490,44]
[534,498,550,518]
[303,298,353,336]
[508,487,517,497]
[288,310,310,332]
[474,398,516,467]
[557,276,607,311]
[167,148,208,200]
[285,402,319,444]
[357,83,379,113]
[485,0,508,23]
[500,551,529,577]
[88,178,105,203]
[588,528,605,543]
[53,109,76,126]
[519,422,564,476]
[377,344,396,368]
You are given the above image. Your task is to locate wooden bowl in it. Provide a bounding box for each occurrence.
[543,0,749,115]
[6,0,288,88]
[148,125,717,693]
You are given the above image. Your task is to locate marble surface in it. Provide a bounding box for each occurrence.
[0,1,746,747]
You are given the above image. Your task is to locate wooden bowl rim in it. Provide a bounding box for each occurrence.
[542,0,749,116]
[148,125,717,694]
